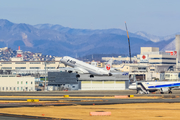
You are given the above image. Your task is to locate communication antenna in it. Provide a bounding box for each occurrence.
[125,22,132,63]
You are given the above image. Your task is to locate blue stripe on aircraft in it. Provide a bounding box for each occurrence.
[148,83,180,88]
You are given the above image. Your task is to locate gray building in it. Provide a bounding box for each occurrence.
[48,72,79,90]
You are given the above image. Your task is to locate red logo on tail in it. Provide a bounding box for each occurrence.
[106,64,111,70]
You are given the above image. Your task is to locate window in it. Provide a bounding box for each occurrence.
[31,82,33,84]
[30,62,41,64]
[30,67,40,69]
[21,87,23,90]
[15,67,26,69]
[1,62,12,64]
[21,81,23,84]
[9,76,15,77]
[0,87,1,91]
[138,67,146,70]
[45,67,55,69]
[2,76,8,77]
[165,74,170,78]
[17,81,19,84]
[1,67,12,69]
[2,87,4,90]
[15,62,26,64]
[10,87,11,90]
[14,87,15,90]
[149,62,176,64]
[6,87,8,90]
[26,81,28,84]
[150,58,176,60]
[47,62,55,64]
[17,87,19,90]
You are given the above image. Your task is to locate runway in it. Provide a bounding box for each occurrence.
[0,90,180,119]
[0,90,180,107]
[0,90,137,96]
[0,90,180,96]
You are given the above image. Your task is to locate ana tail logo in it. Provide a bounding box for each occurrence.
[106,64,111,70]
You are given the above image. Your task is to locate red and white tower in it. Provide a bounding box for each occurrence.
[16,46,23,58]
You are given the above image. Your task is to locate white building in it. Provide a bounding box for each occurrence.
[0,75,35,91]
[164,72,180,81]
[137,47,176,65]
[0,61,65,70]
[103,47,177,81]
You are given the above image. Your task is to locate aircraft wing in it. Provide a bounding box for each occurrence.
[59,67,89,74]
[74,67,89,74]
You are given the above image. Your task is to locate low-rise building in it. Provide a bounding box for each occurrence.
[48,71,129,91]
[164,72,180,81]
[0,75,35,91]
[0,61,65,70]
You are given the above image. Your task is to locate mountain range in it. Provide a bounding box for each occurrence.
[0,19,177,57]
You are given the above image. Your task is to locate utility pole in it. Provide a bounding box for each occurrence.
[125,22,132,63]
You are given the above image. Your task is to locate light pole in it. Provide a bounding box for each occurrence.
[45,60,47,91]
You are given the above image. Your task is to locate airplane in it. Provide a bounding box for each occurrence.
[60,56,113,78]
[129,81,180,94]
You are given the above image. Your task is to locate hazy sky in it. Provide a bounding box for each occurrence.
[0,0,180,36]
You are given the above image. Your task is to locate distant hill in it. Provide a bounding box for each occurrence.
[0,19,175,57]
[135,31,177,43]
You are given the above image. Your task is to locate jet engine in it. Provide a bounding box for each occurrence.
[109,73,112,76]
[68,70,73,73]
[76,74,80,78]
[90,75,94,78]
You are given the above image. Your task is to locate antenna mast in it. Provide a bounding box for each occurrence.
[125,22,132,63]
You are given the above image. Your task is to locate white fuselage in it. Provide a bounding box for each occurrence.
[129,81,180,91]
[60,56,109,76]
